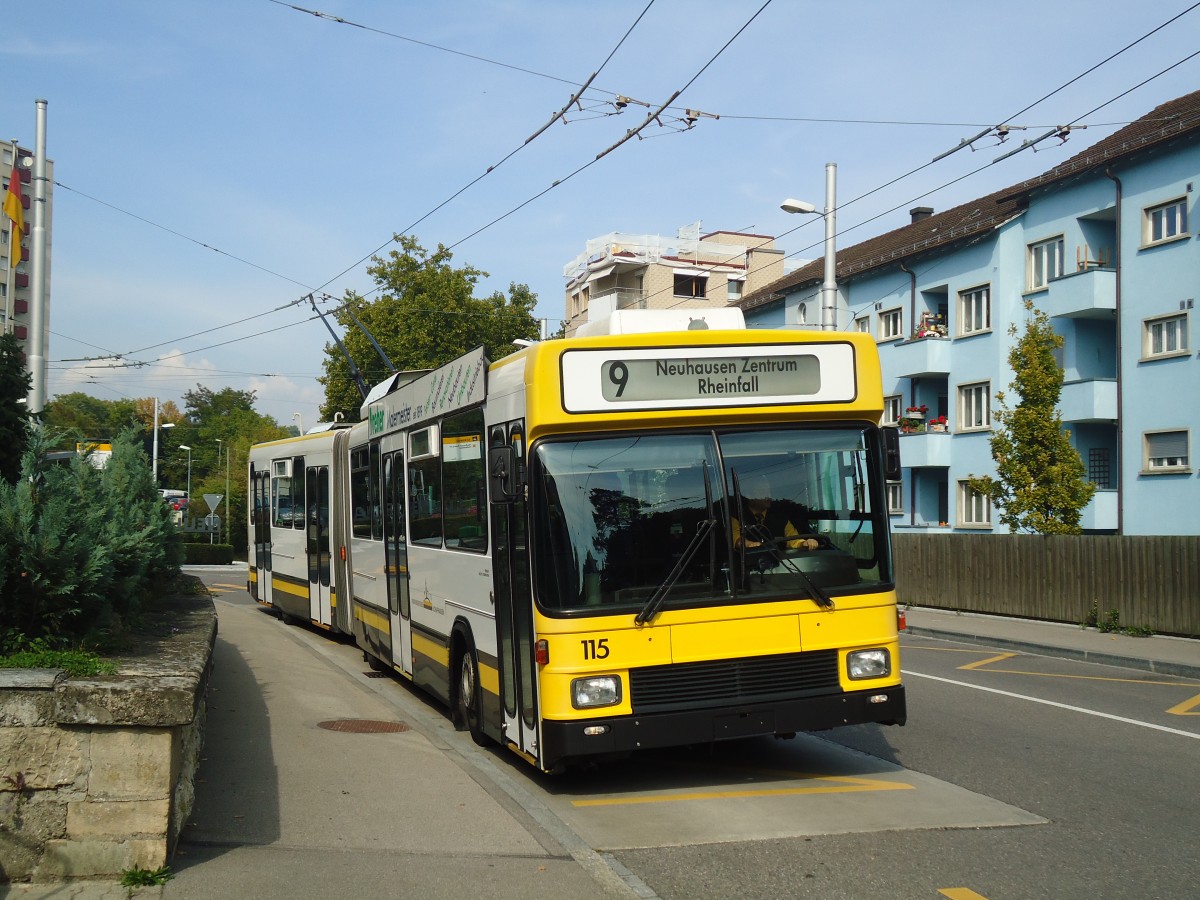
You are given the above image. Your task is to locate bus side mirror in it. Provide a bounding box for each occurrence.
[488,446,520,503]
[882,426,902,481]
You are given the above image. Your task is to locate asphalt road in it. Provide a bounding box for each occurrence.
[193,570,1200,900]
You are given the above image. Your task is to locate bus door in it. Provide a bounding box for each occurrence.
[252,466,272,605]
[305,464,333,625]
[489,421,538,759]
[383,448,413,676]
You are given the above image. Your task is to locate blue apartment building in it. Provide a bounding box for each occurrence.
[739,90,1198,536]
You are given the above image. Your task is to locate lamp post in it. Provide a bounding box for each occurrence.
[781,161,838,331]
[215,438,230,545]
[151,397,175,484]
[292,412,304,435]
[178,445,192,499]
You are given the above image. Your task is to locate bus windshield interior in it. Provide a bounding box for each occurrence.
[532,427,892,614]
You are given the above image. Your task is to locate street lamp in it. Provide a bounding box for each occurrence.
[178,445,192,500]
[151,395,175,483]
[215,438,230,545]
[781,161,838,331]
[292,412,304,435]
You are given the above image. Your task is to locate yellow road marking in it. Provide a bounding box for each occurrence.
[1167,692,1200,716]
[570,774,913,807]
[939,889,991,900]
[212,583,244,590]
[959,652,1017,670]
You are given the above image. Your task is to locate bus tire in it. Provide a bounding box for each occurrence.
[456,644,487,747]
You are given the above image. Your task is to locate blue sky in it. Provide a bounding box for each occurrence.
[5,0,1198,431]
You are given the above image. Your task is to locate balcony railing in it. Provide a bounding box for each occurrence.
[1044,268,1116,319]
[898,428,952,468]
[1080,489,1118,532]
[889,335,951,378]
[1060,378,1117,423]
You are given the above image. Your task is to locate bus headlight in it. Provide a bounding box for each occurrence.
[571,675,622,709]
[847,649,891,680]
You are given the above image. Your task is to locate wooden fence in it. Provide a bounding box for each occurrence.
[891,534,1200,638]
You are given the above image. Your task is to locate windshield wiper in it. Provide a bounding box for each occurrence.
[635,464,715,626]
[743,522,834,609]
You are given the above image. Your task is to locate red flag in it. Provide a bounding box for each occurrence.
[3,162,24,267]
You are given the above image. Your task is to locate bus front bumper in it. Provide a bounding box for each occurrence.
[540,685,906,767]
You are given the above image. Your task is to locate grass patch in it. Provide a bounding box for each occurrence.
[120,865,175,887]
[0,648,117,677]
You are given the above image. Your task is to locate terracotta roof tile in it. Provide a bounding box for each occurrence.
[740,89,1200,312]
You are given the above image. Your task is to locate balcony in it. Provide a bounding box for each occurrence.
[1044,268,1116,319]
[1060,378,1117,423]
[890,335,951,378]
[899,429,952,468]
[588,287,648,318]
[1080,489,1118,532]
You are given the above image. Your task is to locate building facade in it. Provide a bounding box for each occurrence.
[562,223,784,335]
[3,138,53,362]
[738,90,1199,536]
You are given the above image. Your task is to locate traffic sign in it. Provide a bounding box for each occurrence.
[203,493,224,513]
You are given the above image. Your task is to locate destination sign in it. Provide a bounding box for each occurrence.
[561,343,858,413]
[601,355,819,402]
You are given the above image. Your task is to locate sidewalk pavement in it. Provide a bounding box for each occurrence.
[3,587,634,900]
[904,605,1200,680]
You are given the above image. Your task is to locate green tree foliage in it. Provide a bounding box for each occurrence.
[177,386,290,553]
[968,302,1096,534]
[0,427,181,649]
[0,332,33,483]
[42,393,142,451]
[319,235,540,420]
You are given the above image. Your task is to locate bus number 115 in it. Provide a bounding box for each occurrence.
[581,638,610,660]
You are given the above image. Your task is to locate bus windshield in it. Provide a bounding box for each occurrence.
[532,427,892,614]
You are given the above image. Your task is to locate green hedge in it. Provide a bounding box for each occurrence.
[182,543,235,565]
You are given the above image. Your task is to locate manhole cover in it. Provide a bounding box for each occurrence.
[317,719,411,734]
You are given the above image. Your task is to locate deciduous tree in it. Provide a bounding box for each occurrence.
[319,235,540,420]
[968,301,1095,534]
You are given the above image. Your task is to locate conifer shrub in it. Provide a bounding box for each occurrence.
[0,427,182,651]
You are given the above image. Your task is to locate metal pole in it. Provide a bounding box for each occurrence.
[224,444,230,546]
[28,100,47,412]
[151,397,160,482]
[821,162,837,331]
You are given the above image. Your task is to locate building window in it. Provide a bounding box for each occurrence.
[1028,236,1064,291]
[883,395,902,425]
[726,278,744,302]
[886,482,903,513]
[674,274,707,298]
[1144,430,1189,472]
[1088,448,1112,489]
[854,316,870,334]
[958,382,990,430]
[1143,312,1188,358]
[958,285,991,335]
[1144,198,1188,245]
[880,308,902,341]
[958,481,991,527]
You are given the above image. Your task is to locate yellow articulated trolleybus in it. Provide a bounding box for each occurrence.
[247,308,906,772]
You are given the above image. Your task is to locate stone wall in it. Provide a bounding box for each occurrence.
[0,586,215,883]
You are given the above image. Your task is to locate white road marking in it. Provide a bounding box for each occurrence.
[902,670,1200,740]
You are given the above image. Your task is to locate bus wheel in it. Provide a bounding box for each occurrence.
[456,646,487,747]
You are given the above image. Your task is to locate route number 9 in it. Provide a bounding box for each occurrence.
[607,361,629,397]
